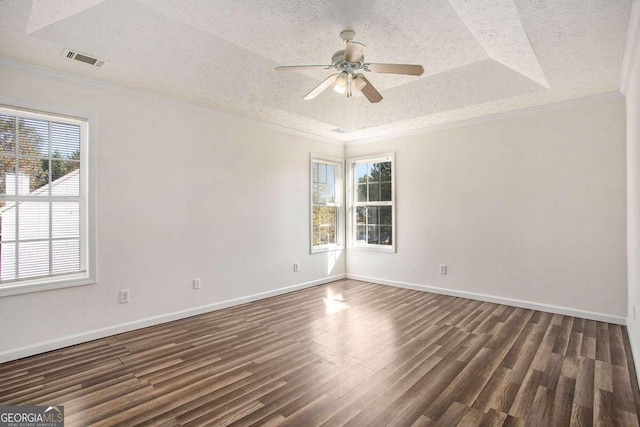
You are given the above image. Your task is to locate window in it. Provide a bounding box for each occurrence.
[310,155,343,253]
[0,106,94,296]
[349,154,395,251]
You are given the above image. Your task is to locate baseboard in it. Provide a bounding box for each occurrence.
[0,274,346,364]
[346,274,626,325]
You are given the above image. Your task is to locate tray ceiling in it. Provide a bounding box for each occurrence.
[0,0,632,141]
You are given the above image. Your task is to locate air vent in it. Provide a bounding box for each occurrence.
[62,49,105,68]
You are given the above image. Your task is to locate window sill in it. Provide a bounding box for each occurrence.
[311,245,345,254]
[0,275,96,297]
[348,244,396,253]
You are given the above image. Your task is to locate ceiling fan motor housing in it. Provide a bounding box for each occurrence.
[332,50,364,71]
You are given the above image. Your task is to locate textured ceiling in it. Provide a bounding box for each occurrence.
[0,0,632,142]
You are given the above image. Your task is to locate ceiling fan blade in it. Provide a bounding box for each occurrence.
[344,41,366,63]
[358,75,383,103]
[276,65,331,71]
[366,63,424,76]
[303,73,339,100]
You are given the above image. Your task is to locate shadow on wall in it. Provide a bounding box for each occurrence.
[326,249,343,276]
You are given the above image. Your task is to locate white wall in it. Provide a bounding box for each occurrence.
[0,63,345,362]
[346,97,627,321]
[625,2,640,376]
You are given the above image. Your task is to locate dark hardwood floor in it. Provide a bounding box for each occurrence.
[1,279,639,426]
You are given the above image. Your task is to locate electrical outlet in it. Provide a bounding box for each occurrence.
[293,263,299,272]
[119,289,130,304]
[439,264,447,275]
[193,278,201,290]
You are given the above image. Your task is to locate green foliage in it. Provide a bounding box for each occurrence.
[358,161,391,184]
[313,206,336,246]
[0,116,79,194]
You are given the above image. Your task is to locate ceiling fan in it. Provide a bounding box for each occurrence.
[276,30,424,103]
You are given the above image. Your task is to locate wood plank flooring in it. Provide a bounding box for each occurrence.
[1,279,639,426]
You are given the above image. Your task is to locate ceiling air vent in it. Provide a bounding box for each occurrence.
[62,49,105,68]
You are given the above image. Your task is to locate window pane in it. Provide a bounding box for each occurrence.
[326,164,335,186]
[380,206,392,225]
[52,202,80,238]
[314,206,333,228]
[379,162,392,182]
[367,206,378,225]
[0,114,16,154]
[369,183,380,202]
[318,163,327,183]
[357,184,367,202]
[367,225,379,244]
[18,118,48,158]
[52,239,80,273]
[51,161,80,196]
[0,242,16,280]
[356,207,367,224]
[19,240,50,278]
[313,225,320,245]
[313,162,335,204]
[313,206,336,245]
[312,162,318,183]
[381,183,392,201]
[0,203,16,241]
[18,202,50,240]
[319,225,335,245]
[50,122,80,159]
[18,157,49,194]
[356,225,366,242]
[355,163,368,183]
[317,182,334,204]
[0,156,15,195]
[380,226,392,245]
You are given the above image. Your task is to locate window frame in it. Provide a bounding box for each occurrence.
[0,104,96,297]
[347,153,396,252]
[310,154,344,254]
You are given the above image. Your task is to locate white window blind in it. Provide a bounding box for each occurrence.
[0,106,89,291]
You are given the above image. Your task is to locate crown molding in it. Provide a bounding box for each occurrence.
[621,0,640,95]
[0,57,342,146]
[0,57,624,148]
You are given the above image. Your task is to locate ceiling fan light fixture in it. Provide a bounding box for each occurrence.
[334,71,349,94]
[353,74,367,91]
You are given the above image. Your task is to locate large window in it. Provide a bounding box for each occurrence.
[0,106,94,296]
[310,155,343,253]
[349,154,395,251]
